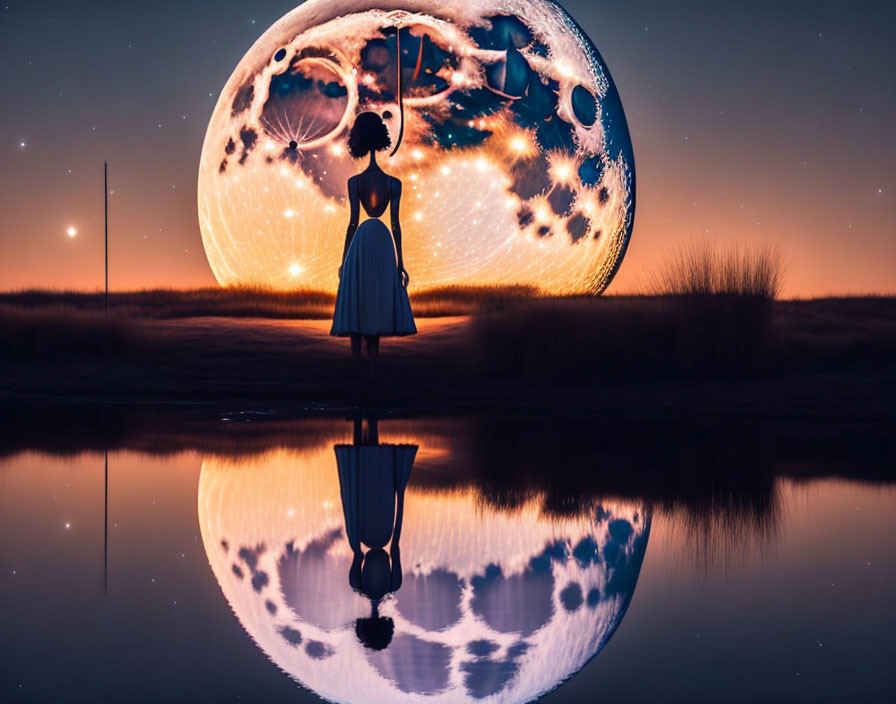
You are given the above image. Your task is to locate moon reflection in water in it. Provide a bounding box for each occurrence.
[198,419,649,703]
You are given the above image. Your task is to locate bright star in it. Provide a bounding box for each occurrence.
[548,153,577,185]
[66,226,77,238]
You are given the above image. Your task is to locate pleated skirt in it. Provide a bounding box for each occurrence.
[331,219,417,337]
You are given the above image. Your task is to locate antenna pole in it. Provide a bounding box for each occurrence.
[104,161,109,314]
[104,450,108,595]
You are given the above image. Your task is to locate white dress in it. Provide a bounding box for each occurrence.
[331,217,417,337]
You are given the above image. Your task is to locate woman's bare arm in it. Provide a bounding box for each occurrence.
[340,177,360,276]
[390,177,408,285]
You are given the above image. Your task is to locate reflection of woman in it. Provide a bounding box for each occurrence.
[335,415,416,650]
[331,112,417,376]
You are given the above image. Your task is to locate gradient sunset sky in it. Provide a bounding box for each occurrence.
[1,0,893,296]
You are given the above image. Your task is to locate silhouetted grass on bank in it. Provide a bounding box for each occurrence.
[645,241,784,298]
[472,296,677,379]
[3,244,893,393]
[649,242,785,374]
[0,287,335,319]
[0,305,143,363]
[0,284,538,320]
[473,242,787,379]
[0,284,536,363]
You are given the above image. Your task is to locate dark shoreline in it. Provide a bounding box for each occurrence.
[0,295,893,422]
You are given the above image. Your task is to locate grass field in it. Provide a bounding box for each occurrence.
[0,284,538,320]
[0,245,892,417]
[0,294,892,418]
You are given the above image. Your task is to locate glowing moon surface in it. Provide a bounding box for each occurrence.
[199,0,635,294]
[198,437,650,703]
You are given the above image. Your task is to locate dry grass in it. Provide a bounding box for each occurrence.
[473,242,788,379]
[0,284,538,320]
[648,241,786,375]
[3,248,892,391]
[645,241,784,298]
[0,305,143,362]
[471,296,676,380]
[0,287,336,319]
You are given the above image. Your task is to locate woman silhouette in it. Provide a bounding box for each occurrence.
[331,112,417,375]
[335,415,417,650]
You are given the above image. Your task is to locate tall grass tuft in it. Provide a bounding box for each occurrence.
[646,241,784,299]
[647,241,785,375]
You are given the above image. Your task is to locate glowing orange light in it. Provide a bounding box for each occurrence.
[549,153,578,185]
[507,131,537,160]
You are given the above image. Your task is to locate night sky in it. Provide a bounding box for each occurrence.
[1,1,893,296]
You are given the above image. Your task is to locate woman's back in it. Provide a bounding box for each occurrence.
[354,168,392,219]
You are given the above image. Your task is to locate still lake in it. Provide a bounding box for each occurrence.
[1,415,893,702]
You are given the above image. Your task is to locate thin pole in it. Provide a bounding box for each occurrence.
[104,450,108,595]
[104,161,109,314]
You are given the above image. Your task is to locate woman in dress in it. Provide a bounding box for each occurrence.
[331,112,416,376]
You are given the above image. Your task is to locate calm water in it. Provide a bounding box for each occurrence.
[1,416,893,703]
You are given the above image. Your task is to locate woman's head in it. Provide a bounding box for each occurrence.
[348,111,391,159]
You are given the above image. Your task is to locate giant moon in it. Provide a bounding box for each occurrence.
[198,0,636,294]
